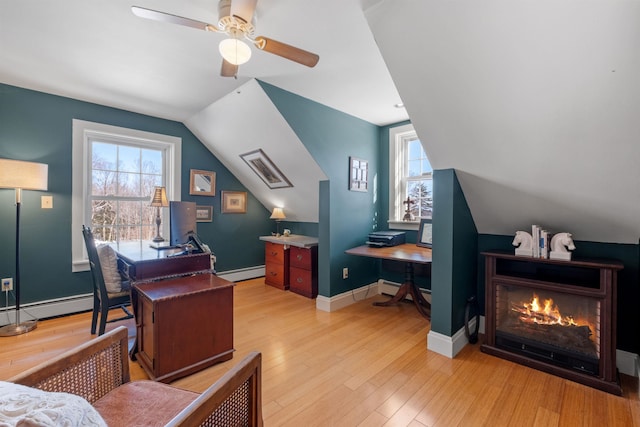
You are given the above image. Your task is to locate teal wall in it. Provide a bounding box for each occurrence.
[260,82,381,297]
[430,169,478,336]
[0,83,271,306]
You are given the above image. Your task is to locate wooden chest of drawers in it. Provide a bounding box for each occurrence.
[264,241,289,290]
[289,246,318,298]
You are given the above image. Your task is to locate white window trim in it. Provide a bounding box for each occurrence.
[388,123,420,230]
[71,119,182,272]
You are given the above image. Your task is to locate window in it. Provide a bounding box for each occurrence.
[389,124,433,229]
[72,120,181,272]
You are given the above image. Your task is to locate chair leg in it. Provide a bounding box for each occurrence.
[91,297,99,335]
[99,305,108,336]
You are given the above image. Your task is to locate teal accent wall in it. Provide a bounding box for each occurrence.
[260,81,380,297]
[430,169,478,336]
[477,234,640,354]
[0,83,270,306]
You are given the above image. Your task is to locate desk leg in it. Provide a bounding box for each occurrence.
[373,262,431,319]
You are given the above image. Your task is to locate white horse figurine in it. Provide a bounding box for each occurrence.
[512,230,533,256]
[550,232,576,260]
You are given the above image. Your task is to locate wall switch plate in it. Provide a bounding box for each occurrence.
[1,278,13,291]
[342,268,349,279]
[41,195,53,209]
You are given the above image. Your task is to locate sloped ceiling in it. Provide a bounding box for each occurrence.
[185,79,327,222]
[365,0,640,244]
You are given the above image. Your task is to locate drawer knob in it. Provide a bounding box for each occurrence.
[270,252,278,256]
[297,278,303,283]
[297,255,303,261]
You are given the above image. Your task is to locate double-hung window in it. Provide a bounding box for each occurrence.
[72,120,181,272]
[389,124,433,229]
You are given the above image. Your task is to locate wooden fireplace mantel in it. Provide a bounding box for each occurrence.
[481,251,623,395]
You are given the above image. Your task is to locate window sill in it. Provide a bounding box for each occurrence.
[388,220,420,231]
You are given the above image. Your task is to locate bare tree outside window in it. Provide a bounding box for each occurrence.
[406,139,432,219]
[90,141,163,243]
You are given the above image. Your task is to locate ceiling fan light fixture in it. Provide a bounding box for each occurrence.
[219,38,252,65]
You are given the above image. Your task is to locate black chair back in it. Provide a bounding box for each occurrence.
[81,225,132,335]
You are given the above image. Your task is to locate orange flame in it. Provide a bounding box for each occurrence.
[519,294,578,326]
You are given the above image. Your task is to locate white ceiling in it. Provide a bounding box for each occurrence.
[0,0,407,126]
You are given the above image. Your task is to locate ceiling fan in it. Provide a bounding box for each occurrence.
[132,0,319,77]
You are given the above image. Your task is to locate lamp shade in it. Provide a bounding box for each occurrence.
[150,186,169,207]
[219,38,252,65]
[270,207,286,220]
[0,159,48,190]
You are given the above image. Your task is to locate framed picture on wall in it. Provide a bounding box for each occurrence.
[240,149,293,189]
[221,191,247,213]
[417,218,432,248]
[195,205,213,222]
[349,157,368,192]
[189,169,216,196]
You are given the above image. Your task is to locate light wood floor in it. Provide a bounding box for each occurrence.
[1,278,639,426]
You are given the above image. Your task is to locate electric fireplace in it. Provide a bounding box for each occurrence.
[481,251,623,395]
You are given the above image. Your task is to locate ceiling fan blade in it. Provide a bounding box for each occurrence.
[131,6,217,32]
[221,59,238,77]
[255,36,319,68]
[230,0,258,24]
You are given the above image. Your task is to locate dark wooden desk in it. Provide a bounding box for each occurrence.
[132,272,234,383]
[345,243,432,319]
[113,241,211,281]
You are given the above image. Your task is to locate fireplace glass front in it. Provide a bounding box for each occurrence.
[495,284,601,376]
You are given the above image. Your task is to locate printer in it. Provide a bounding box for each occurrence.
[366,231,406,247]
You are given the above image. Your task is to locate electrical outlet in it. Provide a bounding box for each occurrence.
[342,268,349,279]
[1,278,13,292]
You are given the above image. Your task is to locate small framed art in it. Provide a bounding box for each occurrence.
[221,191,247,213]
[349,157,368,192]
[195,205,213,222]
[189,169,216,196]
[417,218,432,248]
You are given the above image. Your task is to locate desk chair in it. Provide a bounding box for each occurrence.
[82,226,133,335]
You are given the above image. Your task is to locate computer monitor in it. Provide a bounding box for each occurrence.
[169,201,197,247]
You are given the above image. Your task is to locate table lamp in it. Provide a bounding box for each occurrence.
[270,207,286,237]
[150,186,169,242]
[0,158,48,336]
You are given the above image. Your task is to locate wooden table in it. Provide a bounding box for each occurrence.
[345,243,432,319]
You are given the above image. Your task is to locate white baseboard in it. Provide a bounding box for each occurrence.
[0,294,93,327]
[218,266,265,283]
[316,283,379,312]
[427,316,479,358]
[616,349,639,377]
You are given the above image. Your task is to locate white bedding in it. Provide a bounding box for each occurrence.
[0,382,106,427]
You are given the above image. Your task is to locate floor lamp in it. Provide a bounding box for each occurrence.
[0,158,48,337]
